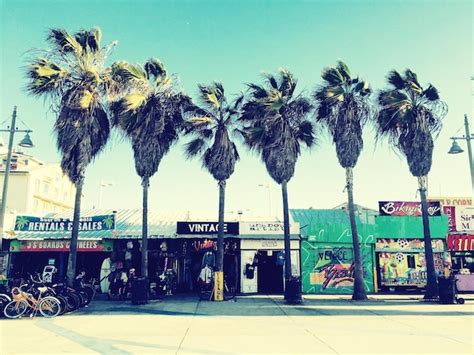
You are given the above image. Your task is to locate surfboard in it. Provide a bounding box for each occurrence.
[100,257,111,293]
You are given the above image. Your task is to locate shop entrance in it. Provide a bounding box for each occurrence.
[256,250,284,294]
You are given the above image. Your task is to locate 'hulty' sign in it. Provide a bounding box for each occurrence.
[177,221,239,235]
[378,201,441,217]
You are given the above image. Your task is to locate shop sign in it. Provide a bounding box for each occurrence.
[447,234,474,251]
[176,221,239,235]
[378,201,441,217]
[375,238,444,253]
[14,215,115,232]
[428,196,472,206]
[443,206,457,232]
[454,205,474,232]
[9,239,113,252]
[239,222,300,235]
[191,239,239,252]
[240,239,300,250]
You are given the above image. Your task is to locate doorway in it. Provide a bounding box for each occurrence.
[257,250,284,294]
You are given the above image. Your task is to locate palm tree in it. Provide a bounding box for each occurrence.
[240,69,315,303]
[376,69,447,299]
[184,83,243,300]
[314,61,372,301]
[111,59,190,280]
[25,28,115,285]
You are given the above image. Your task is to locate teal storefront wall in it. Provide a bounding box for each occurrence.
[291,209,377,294]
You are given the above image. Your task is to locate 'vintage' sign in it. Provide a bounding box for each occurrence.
[447,234,474,251]
[378,201,441,217]
[14,215,115,232]
[176,221,239,235]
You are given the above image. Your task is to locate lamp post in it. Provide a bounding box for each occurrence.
[98,181,114,209]
[0,106,34,251]
[258,183,272,216]
[448,114,474,193]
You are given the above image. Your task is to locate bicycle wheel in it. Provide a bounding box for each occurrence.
[65,292,81,312]
[39,296,61,318]
[224,280,237,301]
[3,300,28,319]
[56,295,68,315]
[81,285,95,304]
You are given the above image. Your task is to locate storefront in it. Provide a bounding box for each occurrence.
[447,234,474,292]
[5,213,116,282]
[375,200,449,291]
[291,208,377,294]
[375,238,445,289]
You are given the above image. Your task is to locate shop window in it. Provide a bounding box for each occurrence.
[407,255,416,269]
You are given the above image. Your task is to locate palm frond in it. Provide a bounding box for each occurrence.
[321,67,344,85]
[185,138,208,159]
[47,28,82,55]
[422,84,440,101]
[387,70,405,90]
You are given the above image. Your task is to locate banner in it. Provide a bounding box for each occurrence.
[239,222,300,235]
[443,206,457,232]
[378,201,441,217]
[447,234,474,251]
[14,215,115,232]
[9,239,113,252]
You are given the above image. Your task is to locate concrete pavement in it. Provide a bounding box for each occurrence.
[1,294,473,354]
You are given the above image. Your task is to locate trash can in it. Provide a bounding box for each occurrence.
[285,277,303,304]
[438,276,455,304]
[131,277,149,305]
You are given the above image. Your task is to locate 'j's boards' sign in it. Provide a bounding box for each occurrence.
[14,215,115,232]
[177,221,239,235]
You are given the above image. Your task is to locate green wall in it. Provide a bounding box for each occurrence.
[375,215,448,239]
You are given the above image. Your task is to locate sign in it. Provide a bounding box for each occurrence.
[239,222,300,235]
[375,238,444,253]
[378,201,441,217]
[443,206,457,232]
[240,239,300,250]
[454,205,474,232]
[214,271,224,301]
[428,196,473,206]
[447,234,474,251]
[14,215,115,232]
[9,239,113,252]
[176,221,239,235]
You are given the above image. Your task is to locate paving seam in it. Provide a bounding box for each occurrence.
[175,299,200,354]
[269,296,340,355]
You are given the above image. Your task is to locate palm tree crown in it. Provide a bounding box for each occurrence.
[376,69,447,177]
[25,28,116,183]
[111,58,191,180]
[184,82,242,181]
[314,60,371,168]
[240,69,315,183]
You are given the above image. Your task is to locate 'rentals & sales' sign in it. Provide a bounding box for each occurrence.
[14,215,115,232]
[378,201,441,217]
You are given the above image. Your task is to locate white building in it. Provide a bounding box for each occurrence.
[0,150,76,217]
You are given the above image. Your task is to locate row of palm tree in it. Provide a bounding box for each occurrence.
[25,28,447,302]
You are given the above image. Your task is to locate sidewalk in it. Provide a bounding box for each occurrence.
[1,294,473,354]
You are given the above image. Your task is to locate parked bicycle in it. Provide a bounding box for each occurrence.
[3,284,61,319]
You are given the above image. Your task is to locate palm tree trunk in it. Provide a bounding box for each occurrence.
[214,180,226,301]
[346,168,368,301]
[66,175,84,287]
[141,177,149,279]
[281,180,293,300]
[418,176,439,299]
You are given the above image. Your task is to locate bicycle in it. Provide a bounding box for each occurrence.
[3,285,61,319]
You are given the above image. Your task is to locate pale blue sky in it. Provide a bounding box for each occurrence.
[0,0,472,218]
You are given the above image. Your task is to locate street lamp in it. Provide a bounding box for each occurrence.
[448,114,474,193]
[98,181,114,209]
[0,106,34,251]
[258,183,272,216]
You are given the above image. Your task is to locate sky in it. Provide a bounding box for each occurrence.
[0,0,473,219]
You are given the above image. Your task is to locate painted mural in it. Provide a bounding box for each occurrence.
[302,242,374,294]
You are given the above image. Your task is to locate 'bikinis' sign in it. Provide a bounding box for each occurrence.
[378,201,441,217]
